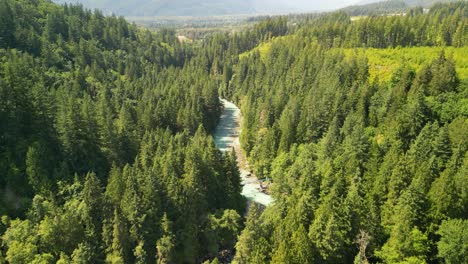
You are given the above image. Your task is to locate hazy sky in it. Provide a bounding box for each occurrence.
[53,0,372,16]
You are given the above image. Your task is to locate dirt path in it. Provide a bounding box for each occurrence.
[213,99,273,206]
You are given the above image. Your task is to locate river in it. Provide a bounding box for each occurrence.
[213,99,273,206]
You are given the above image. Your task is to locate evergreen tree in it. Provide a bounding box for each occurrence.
[436,219,468,264]
[0,0,15,48]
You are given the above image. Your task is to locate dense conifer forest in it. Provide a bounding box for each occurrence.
[0,0,246,262]
[0,0,466,263]
[229,3,467,264]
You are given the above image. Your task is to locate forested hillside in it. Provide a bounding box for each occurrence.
[1,0,467,263]
[342,0,459,16]
[228,2,467,264]
[0,0,246,262]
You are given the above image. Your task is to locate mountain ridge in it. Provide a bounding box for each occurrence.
[52,0,461,17]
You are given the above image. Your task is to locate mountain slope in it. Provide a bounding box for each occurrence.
[357,0,459,7]
[342,0,461,16]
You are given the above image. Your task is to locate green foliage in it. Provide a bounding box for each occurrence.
[342,47,468,83]
[233,204,272,264]
[230,2,467,263]
[0,0,243,262]
[1,0,467,263]
[0,0,15,48]
[436,219,468,264]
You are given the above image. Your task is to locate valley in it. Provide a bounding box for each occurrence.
[0,0,466,263]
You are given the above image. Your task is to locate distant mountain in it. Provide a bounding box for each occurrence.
[402,0,460,7]
[356,0,459,7]
[343,0,460,15]
[342,0,410,15]
[53,0,459,17]
[52,0,363,16]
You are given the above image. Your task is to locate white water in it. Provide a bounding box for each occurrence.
[213,99,273,206]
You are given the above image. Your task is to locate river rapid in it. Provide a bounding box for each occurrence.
[213,99,273,206]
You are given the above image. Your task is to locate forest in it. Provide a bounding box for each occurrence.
[229,2,467,264]
[0,0,246,262]
[0,0,467,263]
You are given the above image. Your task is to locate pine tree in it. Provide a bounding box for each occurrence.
[429,146,465,221]
[234,204,271,264]
[82,172,104,260]
[428,52,459,95]
[0,0,15,48]
[134,241,147,264]
[26,142,50,195]
[377,188,429,263]
[452,22,466,47]
[156,214,175,264]
[105,164,125,207]
[290,224,314,264]
[437,219,468,264]
[106,209,129,264]
[309,179,352,263]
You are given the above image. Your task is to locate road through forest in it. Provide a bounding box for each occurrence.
[213,99,273,206]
